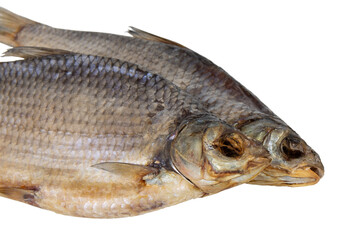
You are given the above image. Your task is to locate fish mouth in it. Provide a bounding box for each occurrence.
[248,164,324,187]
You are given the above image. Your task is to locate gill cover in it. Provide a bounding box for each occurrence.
[170,115,270,194]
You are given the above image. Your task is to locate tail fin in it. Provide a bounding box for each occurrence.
[0,7,37,46]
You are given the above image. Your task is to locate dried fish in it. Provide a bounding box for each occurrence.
[0,49,270,217]
[0,7,324,186]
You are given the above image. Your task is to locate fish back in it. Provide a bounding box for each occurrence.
[0,8,274,120]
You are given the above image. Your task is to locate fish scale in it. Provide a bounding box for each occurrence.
[0,51,271,217]
[0,54,196,168]
[14,24,264,118]
[0,54,203,217]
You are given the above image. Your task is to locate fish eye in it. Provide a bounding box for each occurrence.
[280,135,305,160]
[213,134,244,158]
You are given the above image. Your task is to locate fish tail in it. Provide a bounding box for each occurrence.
[0,7,37,46]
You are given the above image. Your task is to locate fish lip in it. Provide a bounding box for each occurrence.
[248,164,324,187]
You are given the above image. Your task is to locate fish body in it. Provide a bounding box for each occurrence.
[0,7,324,186]
[0,51,270,217]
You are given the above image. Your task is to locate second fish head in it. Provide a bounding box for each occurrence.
[237,117,324,187]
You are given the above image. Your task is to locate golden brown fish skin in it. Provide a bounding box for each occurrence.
[0,53,271,217]
[0,8,324,186]
[0,163,202,218]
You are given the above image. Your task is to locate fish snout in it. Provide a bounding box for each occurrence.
[309,165,324,179]
[282,149,324,186]
[280,134,324,179]
[299,152,324,180]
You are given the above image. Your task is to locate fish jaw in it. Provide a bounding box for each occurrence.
[248,163,324,187]
[238,118,324,186]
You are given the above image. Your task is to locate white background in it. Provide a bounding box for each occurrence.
[0,0,359,239]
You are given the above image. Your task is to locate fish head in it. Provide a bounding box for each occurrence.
[236,117,324,186]
[170,115,271,194]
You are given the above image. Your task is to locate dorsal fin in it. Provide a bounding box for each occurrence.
[128,26,186,48]
[3,46,72,59]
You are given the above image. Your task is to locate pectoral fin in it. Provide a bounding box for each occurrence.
[128,27,186,48]
[92,162,159,180]
[0,186,39,207]
[3,46,71,59]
